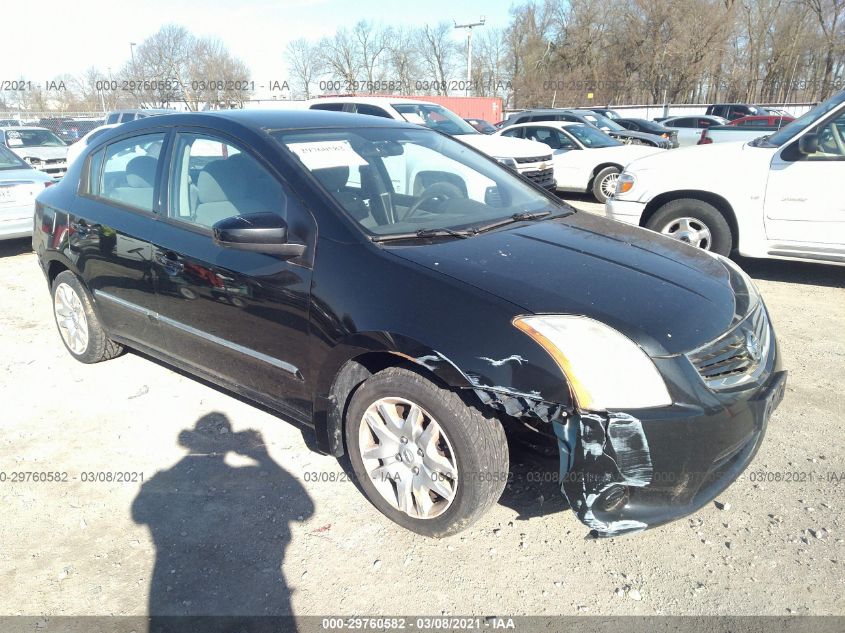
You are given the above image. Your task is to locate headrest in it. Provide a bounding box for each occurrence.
[197,160,243,203]
[312,166,350,191]
[125,156,157,188]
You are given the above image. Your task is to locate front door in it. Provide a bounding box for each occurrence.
[765,110,845,250]
[152,131,317,420]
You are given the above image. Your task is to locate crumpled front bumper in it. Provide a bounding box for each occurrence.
[553,368,787,537]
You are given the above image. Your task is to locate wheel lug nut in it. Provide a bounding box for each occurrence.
[395,454,402,462]
[412,467,419,475]
[400,436,408,444]
[417,448,423,456]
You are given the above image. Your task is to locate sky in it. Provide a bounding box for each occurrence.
[1,0,514,100]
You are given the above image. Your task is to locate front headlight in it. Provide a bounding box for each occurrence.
[615,172,635,196]
[513,315,672,410]
[494,156,518,169]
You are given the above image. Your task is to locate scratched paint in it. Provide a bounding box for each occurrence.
[556,411,654,537]
[478,354,526,367]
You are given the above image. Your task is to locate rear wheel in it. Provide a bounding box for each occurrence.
[344,367,509,537]
[51,271,123,363]
[646,198,733,255]
[592,166,621,203]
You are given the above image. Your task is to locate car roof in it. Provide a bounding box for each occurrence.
[504,121,580,129]
[0,126,53,131]
[90,109,418,142]
[307,96,439,107]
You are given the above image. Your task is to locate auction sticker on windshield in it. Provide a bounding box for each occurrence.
[287,140,368,170]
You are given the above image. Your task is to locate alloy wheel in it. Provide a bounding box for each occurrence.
[54,282,89,354]
[358,397,458,519]
[659,216,712,250]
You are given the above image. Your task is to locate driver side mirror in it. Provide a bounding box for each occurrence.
[798,133,819,155]
[213,212,305,258]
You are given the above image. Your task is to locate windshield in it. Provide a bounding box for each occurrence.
[4,129,66,148]
[273,127,563,238]
[566,124,622,148]
[0,144,29,169]
[581,112,625,132]
[762,91,845,147]
[392,103,478,136]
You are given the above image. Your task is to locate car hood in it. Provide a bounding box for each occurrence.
[387,212,745,356]
[0,167,53,183]
[9,146,68,161]
[572,144,665,164]
[458,133,551,159]
[623,140,758,173]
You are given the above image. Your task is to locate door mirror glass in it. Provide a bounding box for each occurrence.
[798,133,819,155]
[213,212,305,258]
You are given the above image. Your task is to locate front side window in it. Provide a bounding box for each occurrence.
[96,133,165,212]
[800,111,845,161]
[168,133,291,229]
[524,127,574,150]
[764,91,845,148]
[274,126,563,238]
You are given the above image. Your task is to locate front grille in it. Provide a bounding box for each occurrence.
[523,166,555,188]
[687,302,770,389]
[515,154,552,165]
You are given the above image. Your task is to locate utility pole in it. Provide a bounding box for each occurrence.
[454,17,485,96]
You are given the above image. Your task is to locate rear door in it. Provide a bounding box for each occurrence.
[70,130,169,349]
[151,129,317,419]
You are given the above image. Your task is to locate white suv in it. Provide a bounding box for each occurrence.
[607,90,845,265]
[305,97,556,189]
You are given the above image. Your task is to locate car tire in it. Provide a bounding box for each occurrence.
[646,198,733,256]
[591,166,621,203]
[344,367,509,537]
[51,271,123,364]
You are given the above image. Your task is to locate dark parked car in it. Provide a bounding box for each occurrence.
[614,118,679,148]
[502,109,674,149]
[573,107,622,120]
[56,119,104,144]
[705,103,772,120]
[104,108,177,125]
[33,110,785,538]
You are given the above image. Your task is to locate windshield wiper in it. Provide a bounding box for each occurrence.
[370,210,563,243]
[371,227,476,243]
[473,210,554,234]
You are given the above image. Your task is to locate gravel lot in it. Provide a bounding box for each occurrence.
[1,196,843,620]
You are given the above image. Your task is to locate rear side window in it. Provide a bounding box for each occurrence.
[105,113,119,125]
[95,133,166,212]
[353,104,392,118]
[310,103,345,112]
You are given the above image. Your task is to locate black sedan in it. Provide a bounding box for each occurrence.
[33,110,785,538]
[615,117,680,148]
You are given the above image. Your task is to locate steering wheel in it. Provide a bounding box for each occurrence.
[401,182,465,222]
[819,123,845,155]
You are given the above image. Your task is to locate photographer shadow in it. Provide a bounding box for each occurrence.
[132,412,314,631]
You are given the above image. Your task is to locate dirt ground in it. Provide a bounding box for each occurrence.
[1,197,844,619]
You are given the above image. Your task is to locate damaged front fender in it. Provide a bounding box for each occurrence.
[554,412,654,537]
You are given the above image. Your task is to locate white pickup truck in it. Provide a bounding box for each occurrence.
[606,90,845,265]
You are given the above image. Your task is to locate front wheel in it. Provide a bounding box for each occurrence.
[344,367,509,537]
[646,198,733,256]
[592,166,621,203]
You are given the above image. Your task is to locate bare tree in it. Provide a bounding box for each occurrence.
[286,38,323,99]
[416,23,458,95]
